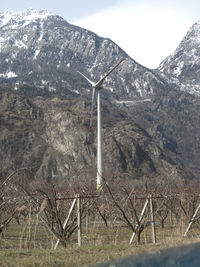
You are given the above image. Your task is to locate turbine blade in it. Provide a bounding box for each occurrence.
[89,87,95,132]
[96,58,125,87]
[77,71,95,87]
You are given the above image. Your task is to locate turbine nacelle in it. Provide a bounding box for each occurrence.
[93,84,103,90]
[77,72,103,90]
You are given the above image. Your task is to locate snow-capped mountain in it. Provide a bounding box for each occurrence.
[0,9,175,99]
[159,21,200,95]
[1,9,200,181]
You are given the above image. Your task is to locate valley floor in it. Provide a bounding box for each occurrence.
[0,224,200,267]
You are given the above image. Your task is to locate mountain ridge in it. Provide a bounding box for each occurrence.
[159,20,200,95]
[0,9,200,182]
[0,9,178,100]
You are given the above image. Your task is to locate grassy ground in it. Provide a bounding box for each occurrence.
[0,220,200,267]
[0,237,200,267]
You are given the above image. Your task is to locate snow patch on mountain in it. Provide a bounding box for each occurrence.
[158,21,200,96]
[34,49,40,59]
[0,9,51,28]
[0,71,17,78]
[14,39,27,49]
[116,98,151,106]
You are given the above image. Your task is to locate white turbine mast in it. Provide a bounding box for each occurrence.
[78,58,125,190]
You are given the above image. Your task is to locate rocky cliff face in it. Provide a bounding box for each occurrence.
[122,89,200,179]
[0,88,45,178]
[0,88,186,182]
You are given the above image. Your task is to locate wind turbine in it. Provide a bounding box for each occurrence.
[78,58,125,191]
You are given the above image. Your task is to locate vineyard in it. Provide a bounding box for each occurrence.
[1,169,200,266]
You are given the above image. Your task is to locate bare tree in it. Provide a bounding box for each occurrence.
[0,168,29,237]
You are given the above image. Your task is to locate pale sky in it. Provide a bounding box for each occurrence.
[0,0,199,68]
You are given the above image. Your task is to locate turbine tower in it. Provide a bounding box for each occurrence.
[78,58,124,190]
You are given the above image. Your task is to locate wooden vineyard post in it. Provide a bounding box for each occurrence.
[77,194,81,246]
[86,205,89,234]
[54,196,77,250]
[129,198,149,245]
[184,203,200,237]
[28,203,32,241]
[149,195,156,243]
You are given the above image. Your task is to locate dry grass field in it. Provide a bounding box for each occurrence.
[0,215,200,267]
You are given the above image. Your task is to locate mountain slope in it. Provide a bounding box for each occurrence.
[159,21,200,95]
[0,9,176,100]
[122,89,200,179]
[0,88,185,182]
[0,10,200,182]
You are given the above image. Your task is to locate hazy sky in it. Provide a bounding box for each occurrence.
[0,0,199,68]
